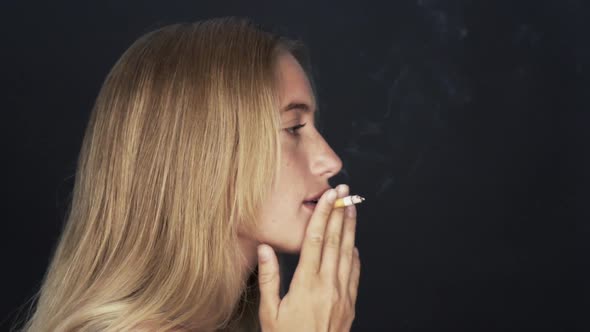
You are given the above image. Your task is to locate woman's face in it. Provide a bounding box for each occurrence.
[239,52,343,265]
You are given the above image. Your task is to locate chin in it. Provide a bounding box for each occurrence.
[273,240,303,255]
[281,246,302,255]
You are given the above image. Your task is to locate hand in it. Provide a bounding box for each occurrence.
[257,184,360,332]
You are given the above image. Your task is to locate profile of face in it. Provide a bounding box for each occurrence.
[239,53,343,266]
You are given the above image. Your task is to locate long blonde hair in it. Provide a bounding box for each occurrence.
[17,17,310,331]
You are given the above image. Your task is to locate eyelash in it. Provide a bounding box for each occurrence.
[285,123,307,136]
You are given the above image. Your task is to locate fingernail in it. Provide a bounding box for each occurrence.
[326,189,337,202]
[345,204,356,217]
[258,245,270,262]
[337,184,348,196]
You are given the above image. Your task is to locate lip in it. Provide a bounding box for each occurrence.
[303,187,332,204]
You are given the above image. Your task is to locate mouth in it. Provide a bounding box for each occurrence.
[303,188,330,211]
[303,199,319,207]
[302,200,318,211]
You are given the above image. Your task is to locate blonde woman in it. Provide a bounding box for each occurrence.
[18,17,360,332]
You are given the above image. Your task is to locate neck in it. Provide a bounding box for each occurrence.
[237,235,260,275]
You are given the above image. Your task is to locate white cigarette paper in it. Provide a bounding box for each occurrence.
[334,195,365,208]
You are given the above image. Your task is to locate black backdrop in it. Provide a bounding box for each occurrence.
[2,0,589,331]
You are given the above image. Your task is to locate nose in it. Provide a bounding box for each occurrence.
[309,131,343,180]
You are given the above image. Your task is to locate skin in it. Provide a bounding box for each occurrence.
[257,186,360,331]
[252,53,360,331]
[238,52,344,272]
[138,53,352,332]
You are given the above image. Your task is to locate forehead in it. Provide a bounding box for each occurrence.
[275,53,316,111]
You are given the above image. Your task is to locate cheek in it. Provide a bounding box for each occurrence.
[281,150,306,180]
[276,154,304,199]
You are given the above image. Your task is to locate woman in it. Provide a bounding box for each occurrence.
[18,17,360,331]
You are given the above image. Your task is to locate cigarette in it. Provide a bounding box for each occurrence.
[334,195,365,208]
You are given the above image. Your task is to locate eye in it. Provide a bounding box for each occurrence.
[285,123,307,136]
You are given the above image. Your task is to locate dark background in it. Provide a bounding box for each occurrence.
[2,0,589,331]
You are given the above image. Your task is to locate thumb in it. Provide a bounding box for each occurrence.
[257,244,280,321]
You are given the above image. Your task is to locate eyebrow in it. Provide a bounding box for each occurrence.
[281,102,316,114]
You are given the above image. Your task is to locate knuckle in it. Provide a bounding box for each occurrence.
[331,289,342,303]
[307,233,323,245]
[342,249,354,264]
[346,294,355,307]
[344,297,356,319]
[342,248,354,261]
[325,233,340,248]
[320,285,340,304]
[319,275,337,290]
[330,295,339,306]
[258,271,277,285]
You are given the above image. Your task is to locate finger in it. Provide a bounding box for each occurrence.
[298,188,338,275]
[338,203,356,290]
[349,247,361,303]
[319,184,349,279]
[257,244,280,322]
